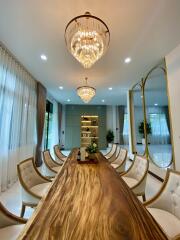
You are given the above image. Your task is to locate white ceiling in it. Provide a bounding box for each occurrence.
[0,0,180,105]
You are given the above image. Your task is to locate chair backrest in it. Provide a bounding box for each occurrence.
[43,150,59,168]
[17,158,42,189]
[115,145,121,158]
[114,148,127,165]
[54,145,65,159]
[127,155,149,181]
[148,170,180,220]
[0,202,26,228]
[107,144,117,158]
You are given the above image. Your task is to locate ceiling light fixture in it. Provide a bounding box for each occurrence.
[102,99,105,103]
[40,54,47,61]
[154,103,158,106]
[108,87,112,90]
[67,99,71,102]
[65,12,110,68]
[124,57,131,64]
[59,86,63,90]
[77,77,96,103]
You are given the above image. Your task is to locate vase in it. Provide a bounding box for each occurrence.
[88,153,96,160]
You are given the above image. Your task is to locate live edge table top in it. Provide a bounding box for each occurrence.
[18,149,167,240]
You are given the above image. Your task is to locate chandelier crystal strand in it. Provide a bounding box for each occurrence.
[77,77,96,103]
[65,12,110,68]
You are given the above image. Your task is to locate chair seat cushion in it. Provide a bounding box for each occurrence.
[147,207,180,239]
[122,176,138,188]
[30,182,50,197]
[52,166,61,172]
[0,224,25,240]
[111,163,119,168]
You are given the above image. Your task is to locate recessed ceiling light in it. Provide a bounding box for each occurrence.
[67,99,71,102]
[141,95,143,98]
[154,103,158,106]
[102,99,105,103]
[59,86,63,90]
[108,87,112,91]
[40,54,47,61]
[124,57,131,64]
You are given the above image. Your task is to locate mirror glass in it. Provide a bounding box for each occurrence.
[144,66,172,167]
[132,83,145,155]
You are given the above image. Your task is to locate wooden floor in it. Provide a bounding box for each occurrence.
[18,149,167,240]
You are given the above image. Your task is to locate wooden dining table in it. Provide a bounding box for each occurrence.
[18,149,168,240]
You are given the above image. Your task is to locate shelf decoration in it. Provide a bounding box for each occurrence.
[81,115,99,147]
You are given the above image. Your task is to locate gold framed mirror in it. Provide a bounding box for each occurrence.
[143,62,174,168]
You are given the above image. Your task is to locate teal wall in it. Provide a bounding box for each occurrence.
[65,105,107,150]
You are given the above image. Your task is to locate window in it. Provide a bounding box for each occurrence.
[123,113,129,135]
[123,113,129,145]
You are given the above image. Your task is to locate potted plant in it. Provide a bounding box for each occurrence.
[86,142,98,160]
[138,121,151,144]
[106,130,114,147]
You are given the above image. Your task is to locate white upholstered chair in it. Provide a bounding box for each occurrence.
[43,150,62,177]
[144,170,180,240]
[121,155,149,201]
[0,202,27,240]
[111,148,127,173]
[17,158,52,217]
[54,145,68,163]
[104,144,117,162]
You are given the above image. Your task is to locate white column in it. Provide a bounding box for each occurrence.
[112,106,117,143]
[116,106,120,144]
[106,105,119,143]
[60,104,66,148]
[127,90,136,158]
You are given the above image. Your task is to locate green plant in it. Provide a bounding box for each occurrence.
[138,121,152,138]
[86,143,98,153]
[106,130,114,143]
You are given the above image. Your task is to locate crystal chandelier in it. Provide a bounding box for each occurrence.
[77,77,96,103]
[65,12,110,68]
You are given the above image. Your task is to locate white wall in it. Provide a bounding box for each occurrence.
[166,43,180,171]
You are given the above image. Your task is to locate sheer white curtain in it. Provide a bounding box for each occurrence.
[147,107,170,144]
[0,45,37,192]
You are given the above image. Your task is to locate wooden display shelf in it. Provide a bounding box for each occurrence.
[81,115,99,147]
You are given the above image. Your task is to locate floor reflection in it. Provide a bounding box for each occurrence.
[120,144,172,168]
[148,144,172,167]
